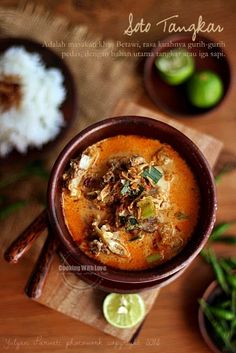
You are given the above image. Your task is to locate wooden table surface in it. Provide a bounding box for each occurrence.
[1,1,236,353]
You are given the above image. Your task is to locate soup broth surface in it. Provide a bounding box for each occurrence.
[62,135,200,270]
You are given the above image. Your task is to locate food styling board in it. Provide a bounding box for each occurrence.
[27,99,223,343]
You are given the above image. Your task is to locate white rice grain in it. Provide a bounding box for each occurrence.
[0,47,66,156]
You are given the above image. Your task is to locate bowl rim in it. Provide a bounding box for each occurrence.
[198,280,224,353]
[47,115,217,284]
[144,33,232,118]
[58,248,188,293]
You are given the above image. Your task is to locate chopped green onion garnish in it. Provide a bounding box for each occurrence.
[146,253,161,263]
[120,181,130,196]
[129,217,137,226]
[141,166,162,184]
[126,217,138,231]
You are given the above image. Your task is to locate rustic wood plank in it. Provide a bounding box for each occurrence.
[1,1,236,352]
[31,99,222,343]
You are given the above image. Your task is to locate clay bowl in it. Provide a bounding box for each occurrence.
[47,116,217,292]
[144,34,231,118]
[198,280,226,353]
[0,37,77,162]
[58,248,188,293]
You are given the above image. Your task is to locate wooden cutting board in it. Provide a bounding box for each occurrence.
[26,99,223,343]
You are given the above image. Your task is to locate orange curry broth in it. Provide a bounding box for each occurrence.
[62,135,200,270]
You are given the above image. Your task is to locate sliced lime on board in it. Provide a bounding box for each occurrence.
[155,48,194,85]
[186,70,224,108]
[103,293,145,328]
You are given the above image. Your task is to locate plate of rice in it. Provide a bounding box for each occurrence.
[0,37,77,158]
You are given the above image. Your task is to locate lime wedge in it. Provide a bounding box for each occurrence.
[186,70,224,108]
[103,293,145,328]
[155,48,194,85]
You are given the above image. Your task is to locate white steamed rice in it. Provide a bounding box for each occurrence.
[0,46,66,156]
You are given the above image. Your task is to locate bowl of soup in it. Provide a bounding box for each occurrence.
[48,116,216,291]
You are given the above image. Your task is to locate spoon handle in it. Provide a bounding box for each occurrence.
[25,231,58,299]
[4,209,48,263]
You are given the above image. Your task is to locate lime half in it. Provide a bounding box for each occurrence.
[155,48,194,85]
[186,70,224,108]
[103,293,145,328]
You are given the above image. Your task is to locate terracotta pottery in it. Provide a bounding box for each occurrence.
[5,116,217,294]
[198,280,225,353]
[0,37,77,161]
[47,116,217,289]
[144,34,231,117]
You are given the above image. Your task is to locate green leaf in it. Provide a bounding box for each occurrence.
[208,249,230,294]
[226,274,236,290]
[231,290,236,317]
[0,195,7,204]
[199,299,236,352]
[219,259,234,274]
[129,217,137,226]
[141,166,162,184]
[0,200,27,220]
[215,165,233,184]
[224,258,236,269]
[209,306,234,321]
[120,181,130,196]
[200,248,211,263]
[146,253,161,263]
[24,160,50,180]
[231,290,236,336]
[0,160,49,189]
[126,217,138,231]
[213,235,236,245]
[210,222,236,241]
[0,170,28,189]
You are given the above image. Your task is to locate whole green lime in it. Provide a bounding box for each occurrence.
[186,70,224,108]
[155,48,195,85]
